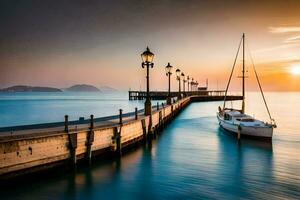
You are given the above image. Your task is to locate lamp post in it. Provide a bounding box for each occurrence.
[176,69,181,99]
[165,63,173,105]
[141,47,154,115]
[181,72,186,97]
[191,78,194,91]
[187,76,190,93]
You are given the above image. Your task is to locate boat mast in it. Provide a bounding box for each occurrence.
[242,33,245,114]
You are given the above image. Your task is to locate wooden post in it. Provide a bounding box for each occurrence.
[238,125,241,140]
[65,114,77,167]
[64,115,69,132]
[68,133,77,167]
[135,107,138,120]
[112,127,121,155]
[159,111,162,130]
[163,103,165,119]
[162,102,165,121]
[119,109,123,124]
[157,102,159,110]
[86,115,94,164]
[141,119,147,142]
[148,114,153,141]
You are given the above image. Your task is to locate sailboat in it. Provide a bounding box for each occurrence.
[217,33,276,141]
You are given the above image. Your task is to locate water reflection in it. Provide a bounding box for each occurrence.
[2,100,300,200]
[217,127,273,150]
[216,127,274,199]
[62,140,157,199]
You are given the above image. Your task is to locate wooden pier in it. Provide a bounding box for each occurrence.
[0,94,242,180]
[129,90,226,100]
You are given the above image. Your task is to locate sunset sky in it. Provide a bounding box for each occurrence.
[1,0,300,91]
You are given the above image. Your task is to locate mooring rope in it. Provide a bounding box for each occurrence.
[247,44,276,125]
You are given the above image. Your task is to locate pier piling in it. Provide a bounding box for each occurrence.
[86,115,95,164]
[68,133,77,167]
[112,127,122,155]
[64,115,69,132]
[135,107,138,120]
[64,114,77,167]
[119,109,123,124]
[148,115,153,141]
[159,111,162,130]
[141,119,147,142]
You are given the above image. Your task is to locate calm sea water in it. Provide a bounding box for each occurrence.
[1,92,299,199]
[0,92,159,127]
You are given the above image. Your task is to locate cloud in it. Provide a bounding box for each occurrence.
[261,26,300,52]
[254,43,300,53]
[285,35,300,43]
[269,26,300,33]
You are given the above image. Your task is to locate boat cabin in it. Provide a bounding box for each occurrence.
[223,110,255,122]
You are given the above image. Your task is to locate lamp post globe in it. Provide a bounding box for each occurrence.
[141,47,154,115]
[165,63,173,105]
[176,68,181,77]
[141,47,154,66]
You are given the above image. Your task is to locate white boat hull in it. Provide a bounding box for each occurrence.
[217,114,273,140]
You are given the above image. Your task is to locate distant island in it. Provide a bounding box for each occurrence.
[65,84,100,92]
[0,85,62,92]
[0,84,118,93]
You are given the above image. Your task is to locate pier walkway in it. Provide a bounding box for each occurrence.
[129,90,226,100]
[0,105,162,139]
[0,94,242,180]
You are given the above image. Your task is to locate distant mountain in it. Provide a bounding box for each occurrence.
[99,86,118,92]
[0,85,62,92]
[65,84,100,92]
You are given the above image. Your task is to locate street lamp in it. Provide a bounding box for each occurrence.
[141,47,154,115]
[187,76,190,93]
[181,72,186,97]
[191,78,194,91]
[176,69,181,99]
[165,62,173,105]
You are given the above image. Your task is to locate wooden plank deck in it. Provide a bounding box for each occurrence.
[129,90,226,100]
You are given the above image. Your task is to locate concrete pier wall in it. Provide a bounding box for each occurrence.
[0,97,191,179]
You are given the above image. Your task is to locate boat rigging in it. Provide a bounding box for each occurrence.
[217,33,276,141]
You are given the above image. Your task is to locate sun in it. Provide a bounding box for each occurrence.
[290,65,300,75]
